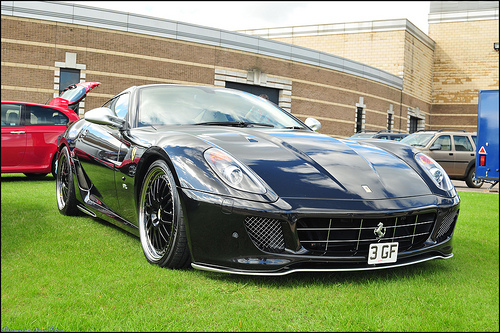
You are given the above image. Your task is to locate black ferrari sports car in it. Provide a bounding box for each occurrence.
[55,84,460,275]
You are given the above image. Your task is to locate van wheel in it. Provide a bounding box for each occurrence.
[465,167,483,188]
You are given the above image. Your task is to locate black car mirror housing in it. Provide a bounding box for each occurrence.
[84,107,126,129]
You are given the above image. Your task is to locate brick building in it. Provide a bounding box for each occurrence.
[240,1,499,132]
[1,1,498,137]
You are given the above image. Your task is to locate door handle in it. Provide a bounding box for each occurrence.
[448,153,453,156]
[10,131,25,134]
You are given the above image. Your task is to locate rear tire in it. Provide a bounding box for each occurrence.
[138,160,191,269]
[51,153,58,178]
[56,146,80,215]
[465,167,483,188]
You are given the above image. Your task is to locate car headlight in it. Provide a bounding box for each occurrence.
[204,148,267,194]
[415,153,453,191]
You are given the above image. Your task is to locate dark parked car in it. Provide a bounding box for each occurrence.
[400,129,483,188]
[351,131,408,141]
[56,84,460,276]
[1,82,99,177]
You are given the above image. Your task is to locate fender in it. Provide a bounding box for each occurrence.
[464,159,475,179]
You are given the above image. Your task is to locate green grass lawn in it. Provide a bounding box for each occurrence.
[1,174,499,332]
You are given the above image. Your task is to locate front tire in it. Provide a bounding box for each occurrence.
[138,160,190,269]
[56,146,80,215]
[465,167,483,188]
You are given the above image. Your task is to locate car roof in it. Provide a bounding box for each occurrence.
[2,100,67,110]
[1,100,80,119]
[411,130,477,135]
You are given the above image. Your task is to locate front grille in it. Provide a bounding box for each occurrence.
[244,217,285,253]
[297,213,436,256]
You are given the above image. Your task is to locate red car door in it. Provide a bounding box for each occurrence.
[2,82,99,175]
[21,104,72,173]
[1,103,26,167]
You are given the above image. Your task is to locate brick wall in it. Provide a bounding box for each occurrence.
[270,29,434,131]
[261,29,435,104]
[428,19,499,130]
[241,12,499,133]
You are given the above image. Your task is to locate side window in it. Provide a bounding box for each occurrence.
[27,106,69,126]
[434,135,451,151]
[471,135,477,146]
[105,93,129,119]
[454,135,473,152]
[1,103,22,127]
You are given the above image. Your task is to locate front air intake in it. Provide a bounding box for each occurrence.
[244,217,285,253]
[435,210,458,243]
[296,212,436,256]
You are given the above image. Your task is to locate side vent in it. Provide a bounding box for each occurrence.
[435,210,458,243]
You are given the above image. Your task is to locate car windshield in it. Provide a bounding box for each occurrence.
[59,84,86,104]
[137,86,304,129]
[400,133,435,147]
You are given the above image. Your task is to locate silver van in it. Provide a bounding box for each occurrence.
[401,129,483,188]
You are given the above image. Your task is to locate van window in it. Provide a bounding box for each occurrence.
[454,136,473,151]
[434,135,451,151]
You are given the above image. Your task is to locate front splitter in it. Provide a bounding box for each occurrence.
[191,253,453,276]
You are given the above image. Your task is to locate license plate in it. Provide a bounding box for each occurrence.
[368,242,398,264]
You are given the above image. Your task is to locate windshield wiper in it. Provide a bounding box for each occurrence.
[194,121,274,128]
[283,126,304,129]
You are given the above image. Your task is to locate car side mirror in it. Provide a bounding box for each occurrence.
[305,117,321,131]
[84,107,126,129]
[430,144,442,151]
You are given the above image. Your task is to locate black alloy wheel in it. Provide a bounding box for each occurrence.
[56,146,80,215]
[138,160,190,269]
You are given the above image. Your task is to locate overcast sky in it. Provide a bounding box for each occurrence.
[67,1,432,34]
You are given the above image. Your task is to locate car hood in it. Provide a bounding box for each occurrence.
[190,127,431,200]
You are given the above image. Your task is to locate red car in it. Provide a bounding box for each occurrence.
[1,82,100,177]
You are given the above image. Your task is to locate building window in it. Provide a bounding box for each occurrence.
[355,107,364,133]
[225,81,279,105]
[214,68,292,112]
[407,107,425,133]
[409,116,418,133]
[387,113,393,131]
[59,68,80,94]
